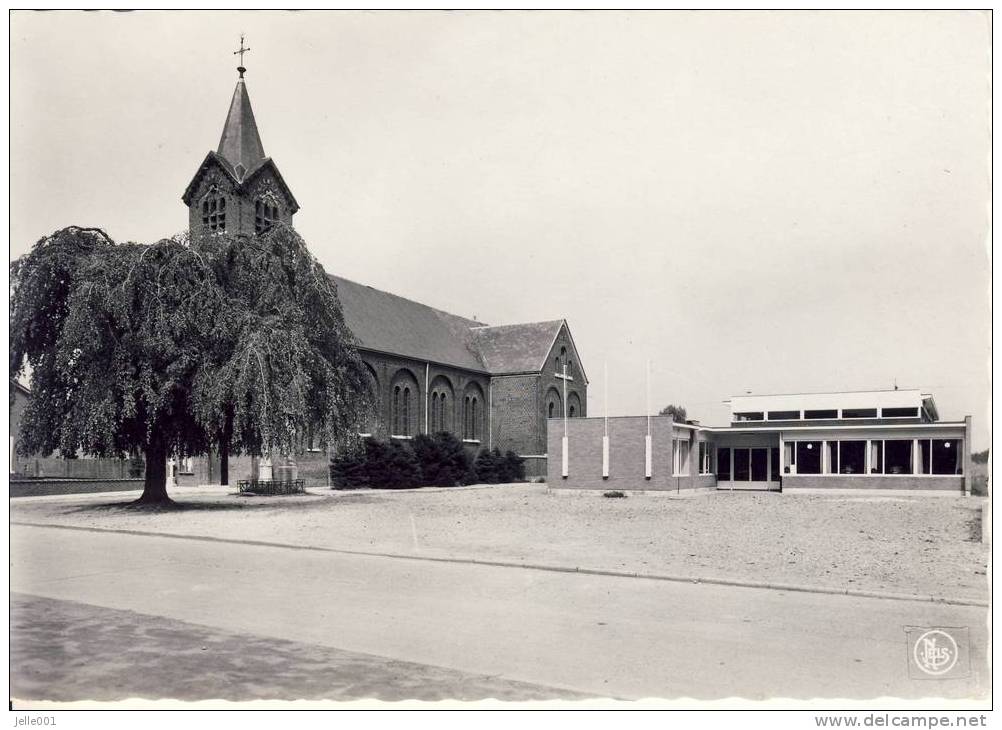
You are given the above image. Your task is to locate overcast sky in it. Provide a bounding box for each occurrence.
[9,10,991,447]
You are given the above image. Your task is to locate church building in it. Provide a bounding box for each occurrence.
[180,61,587,482]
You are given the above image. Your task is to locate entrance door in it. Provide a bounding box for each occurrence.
[718,447,780,491]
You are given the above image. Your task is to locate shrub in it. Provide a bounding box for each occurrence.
[471,448,525,484]
[330,437,522,489]
[603,490,626,498]
[330,438,421,489]
[367,439,421,489]
[330,443,369,489]
[473,448,503,484]
[500,450,525,482]
[412,432,471,487]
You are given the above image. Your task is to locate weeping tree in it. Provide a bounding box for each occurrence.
[10,224,373,504]
[189,224,374,484]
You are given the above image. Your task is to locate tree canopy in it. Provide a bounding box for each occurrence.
[658,404,688,422]
[10,224,373,503]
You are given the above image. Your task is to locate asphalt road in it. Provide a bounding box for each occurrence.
[10,524,990,701]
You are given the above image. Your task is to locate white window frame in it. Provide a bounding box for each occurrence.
[672,438,690,476]
[784,438,964,477]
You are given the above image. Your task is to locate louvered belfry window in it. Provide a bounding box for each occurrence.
[201,196,227,232]
[255,199,280,234]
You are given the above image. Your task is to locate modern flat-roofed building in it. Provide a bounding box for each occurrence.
[549,389,971,494]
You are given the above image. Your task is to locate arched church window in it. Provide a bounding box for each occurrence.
[255,199,280,234]
[202,195,226,232]
[430,393,439,432]
[403,387,411,436]
[392,386,401,435]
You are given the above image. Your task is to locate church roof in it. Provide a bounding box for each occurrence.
[470,320,567,375]
[331,275,489,372]
[331,276,578,379]
[217,78,266,178]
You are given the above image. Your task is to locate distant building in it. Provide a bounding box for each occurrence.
[551,389,971,494]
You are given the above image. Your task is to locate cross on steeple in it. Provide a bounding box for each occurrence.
[233,34,251,78]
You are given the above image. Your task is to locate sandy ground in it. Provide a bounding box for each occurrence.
[10,484,990,601]
[10,593,583,703]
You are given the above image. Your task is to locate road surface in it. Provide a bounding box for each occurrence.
[10,524,990,701]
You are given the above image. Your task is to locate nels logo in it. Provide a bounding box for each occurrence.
[906,627,968,679]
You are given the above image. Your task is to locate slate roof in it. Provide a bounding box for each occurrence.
[330,275,488,372]
[331,276,573,378]
[217,78,266,178]
[470,321,565,375]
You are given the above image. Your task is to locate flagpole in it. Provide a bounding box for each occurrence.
[645,359,652,479]
[602,360,609,478]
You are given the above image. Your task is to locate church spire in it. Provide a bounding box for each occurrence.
[183,38,299,235]
[216,35,264,179]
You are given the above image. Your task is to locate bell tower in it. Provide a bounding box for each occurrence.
[181,37,299,236]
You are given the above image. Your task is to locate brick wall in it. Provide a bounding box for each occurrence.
[549,416,703,491]
[490,374,541,455]
[783,475,964,492]
[186,162,295,237]
[10,479,144,498]
[359,350,491,449]
[16,457,136,480]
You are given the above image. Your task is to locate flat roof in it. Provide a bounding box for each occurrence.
[698,421,966,434]
[726,389,936,414]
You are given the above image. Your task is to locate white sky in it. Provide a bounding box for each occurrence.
[9,10,992,447]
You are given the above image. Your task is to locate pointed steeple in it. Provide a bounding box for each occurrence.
[182,38,299,235]
[216,77,265,180]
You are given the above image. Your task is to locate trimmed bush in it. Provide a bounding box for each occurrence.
[412,432,472,487]
[501,450,525,482]
[331,437,523,489]
[330,444,369,489]
[473,448,526,484]
[330,438,421,489]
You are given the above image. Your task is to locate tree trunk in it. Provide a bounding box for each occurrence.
[219,409,233,486]
[136,441,171,504]
[220,441,229,486]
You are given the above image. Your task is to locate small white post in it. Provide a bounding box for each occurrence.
[602,360,609,478]
[644,359,652,479]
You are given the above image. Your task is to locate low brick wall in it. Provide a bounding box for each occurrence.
[10,479,144,498]
[782,475,964,492]
[547,416,710,491]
